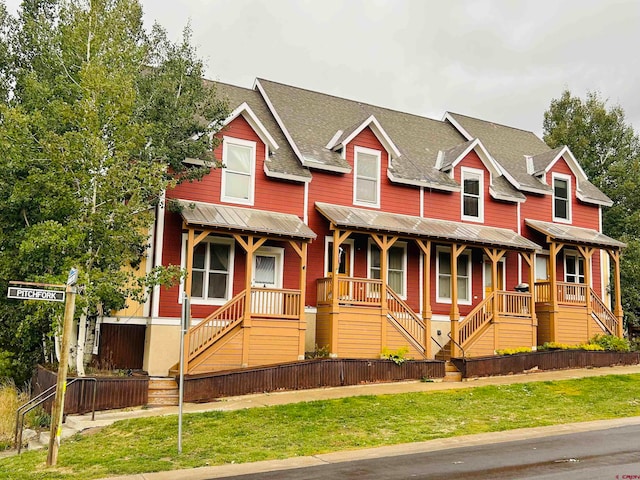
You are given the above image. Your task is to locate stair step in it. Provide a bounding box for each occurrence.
[443,372,463,382]
[147,394,179,406]
[149,377,178,389]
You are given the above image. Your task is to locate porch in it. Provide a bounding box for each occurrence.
[175,200,316,375]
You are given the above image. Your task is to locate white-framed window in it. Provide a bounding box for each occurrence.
[436,246,472,304]
[535,255,549,281]
[252,246,284,289]
[552,173,571,223]
[221,136,256,205]
[181,235,235,305]
[353,146,381,207]
[368,241,407,298]
[461,167,484,222]
[564,251,586,284]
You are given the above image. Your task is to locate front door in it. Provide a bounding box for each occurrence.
[484,260,505,298]
[327,241,352,298]
[251,247,284,314]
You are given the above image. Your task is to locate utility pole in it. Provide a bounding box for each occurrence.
[47,268,78,467]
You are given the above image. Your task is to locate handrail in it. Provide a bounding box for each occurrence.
[458,293,494,346]
[447,332,466,359]
[431,336,444,352]
[15,377,97,453]
[386,288,426,351]
[187,290,246,360]
[590,287,618,335]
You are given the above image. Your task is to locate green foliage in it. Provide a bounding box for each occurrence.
[0,0,228,384]
[495,346,532,356]
[543,90,640,331]
[381,346,410,365]
[305,344,330,359]
[589,334,631,352]
[538,342,604,351]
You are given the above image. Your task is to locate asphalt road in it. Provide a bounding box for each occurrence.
[214,424,640,480]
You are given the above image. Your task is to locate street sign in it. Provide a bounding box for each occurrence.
[67,268,78,286]
[7,286,65,302]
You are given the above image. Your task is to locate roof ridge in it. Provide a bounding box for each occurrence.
[448,111,542,137]
[256,77,447,126]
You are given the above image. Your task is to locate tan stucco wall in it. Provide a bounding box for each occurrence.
[431,318,450,357]
[304,310,317,353]
[143,324,180,377]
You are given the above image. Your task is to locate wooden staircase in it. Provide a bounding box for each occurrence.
[443,361,462,382]
[147,377,179,406]
[386,288,428,358]
[590,287,619,336]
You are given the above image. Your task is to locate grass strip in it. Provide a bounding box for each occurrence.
[2,374,640,479]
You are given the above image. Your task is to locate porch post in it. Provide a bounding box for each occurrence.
[450,243,465,357]
[484,248,506,351]
[608,249,624,337]
[371,234,398,350]
[549,242,561,341]
[183,227,209,373]
[288,240,309,360]
[329,228,350,356]
[416,239,432,358]
[520,252,537,347]
[578,246,595,338]
[233,234,267,367]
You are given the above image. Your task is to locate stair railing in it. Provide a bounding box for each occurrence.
[458,293,494,346]
[447,332,466,359]
[386,288,426,351]
[14,377,96,453]
[590,288,618,335]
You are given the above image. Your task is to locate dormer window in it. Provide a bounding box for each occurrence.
[461,167,484,222]
[552,173,571,223]
[221,137,256,205]
[354,146,381,208]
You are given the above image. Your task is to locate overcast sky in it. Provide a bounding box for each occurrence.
[6,0,640,137]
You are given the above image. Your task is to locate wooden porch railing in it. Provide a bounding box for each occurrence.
[316,277,382,306]
[496,291,532,318]
[590,287,618,335]
[188,288,301,361]
[458,293,494,345]
[535,281,589,306]
[386,288,426,352]
[188,290,246,361]
[251,288,300,318]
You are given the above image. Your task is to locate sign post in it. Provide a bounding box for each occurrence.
[46,269,78,467]
[178,290,189,454]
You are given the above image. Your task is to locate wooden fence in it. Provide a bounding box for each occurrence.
[33,365,149,414]
[184,358,445,403]
[452,350,640,378]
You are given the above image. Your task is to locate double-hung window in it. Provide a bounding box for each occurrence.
[354,146,381,207]
[369,242,407,297]
[185,236,234,304]
[436,247,471,304]
[552,173,571,223]
[221,137,256,205]
[461,167,483,222]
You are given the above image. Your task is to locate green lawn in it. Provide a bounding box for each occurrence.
[3,374,640,479]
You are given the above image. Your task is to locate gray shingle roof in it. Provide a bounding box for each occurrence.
[256,78,465,190]
[214,82,311,181]
[317,202,540,251]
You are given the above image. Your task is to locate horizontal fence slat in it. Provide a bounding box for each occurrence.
[453,351,640,378]
[183,359,445,403]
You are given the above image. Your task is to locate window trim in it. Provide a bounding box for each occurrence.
[535,255,550,281]
[353,146,381,208]
[564,250,589,285]
[180,234,235,306]
[436,246,472,305]
[252,246,284,289]
[552,172,572,223]
[461,167,484,223]
[367,240,408,299]
[221,136,257,206]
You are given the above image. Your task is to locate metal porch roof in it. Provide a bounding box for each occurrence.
[178,200,316,241]
[316,202,540,251]
[525,219,626,249]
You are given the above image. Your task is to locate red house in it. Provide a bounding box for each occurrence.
[98,78,625,378]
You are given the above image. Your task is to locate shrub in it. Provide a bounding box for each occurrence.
[589,334,630,352]
[381,347,410,365]
[538,342,605,351]
[305,345,330,359]
[0,380,29,450]
[495,347,533,356]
